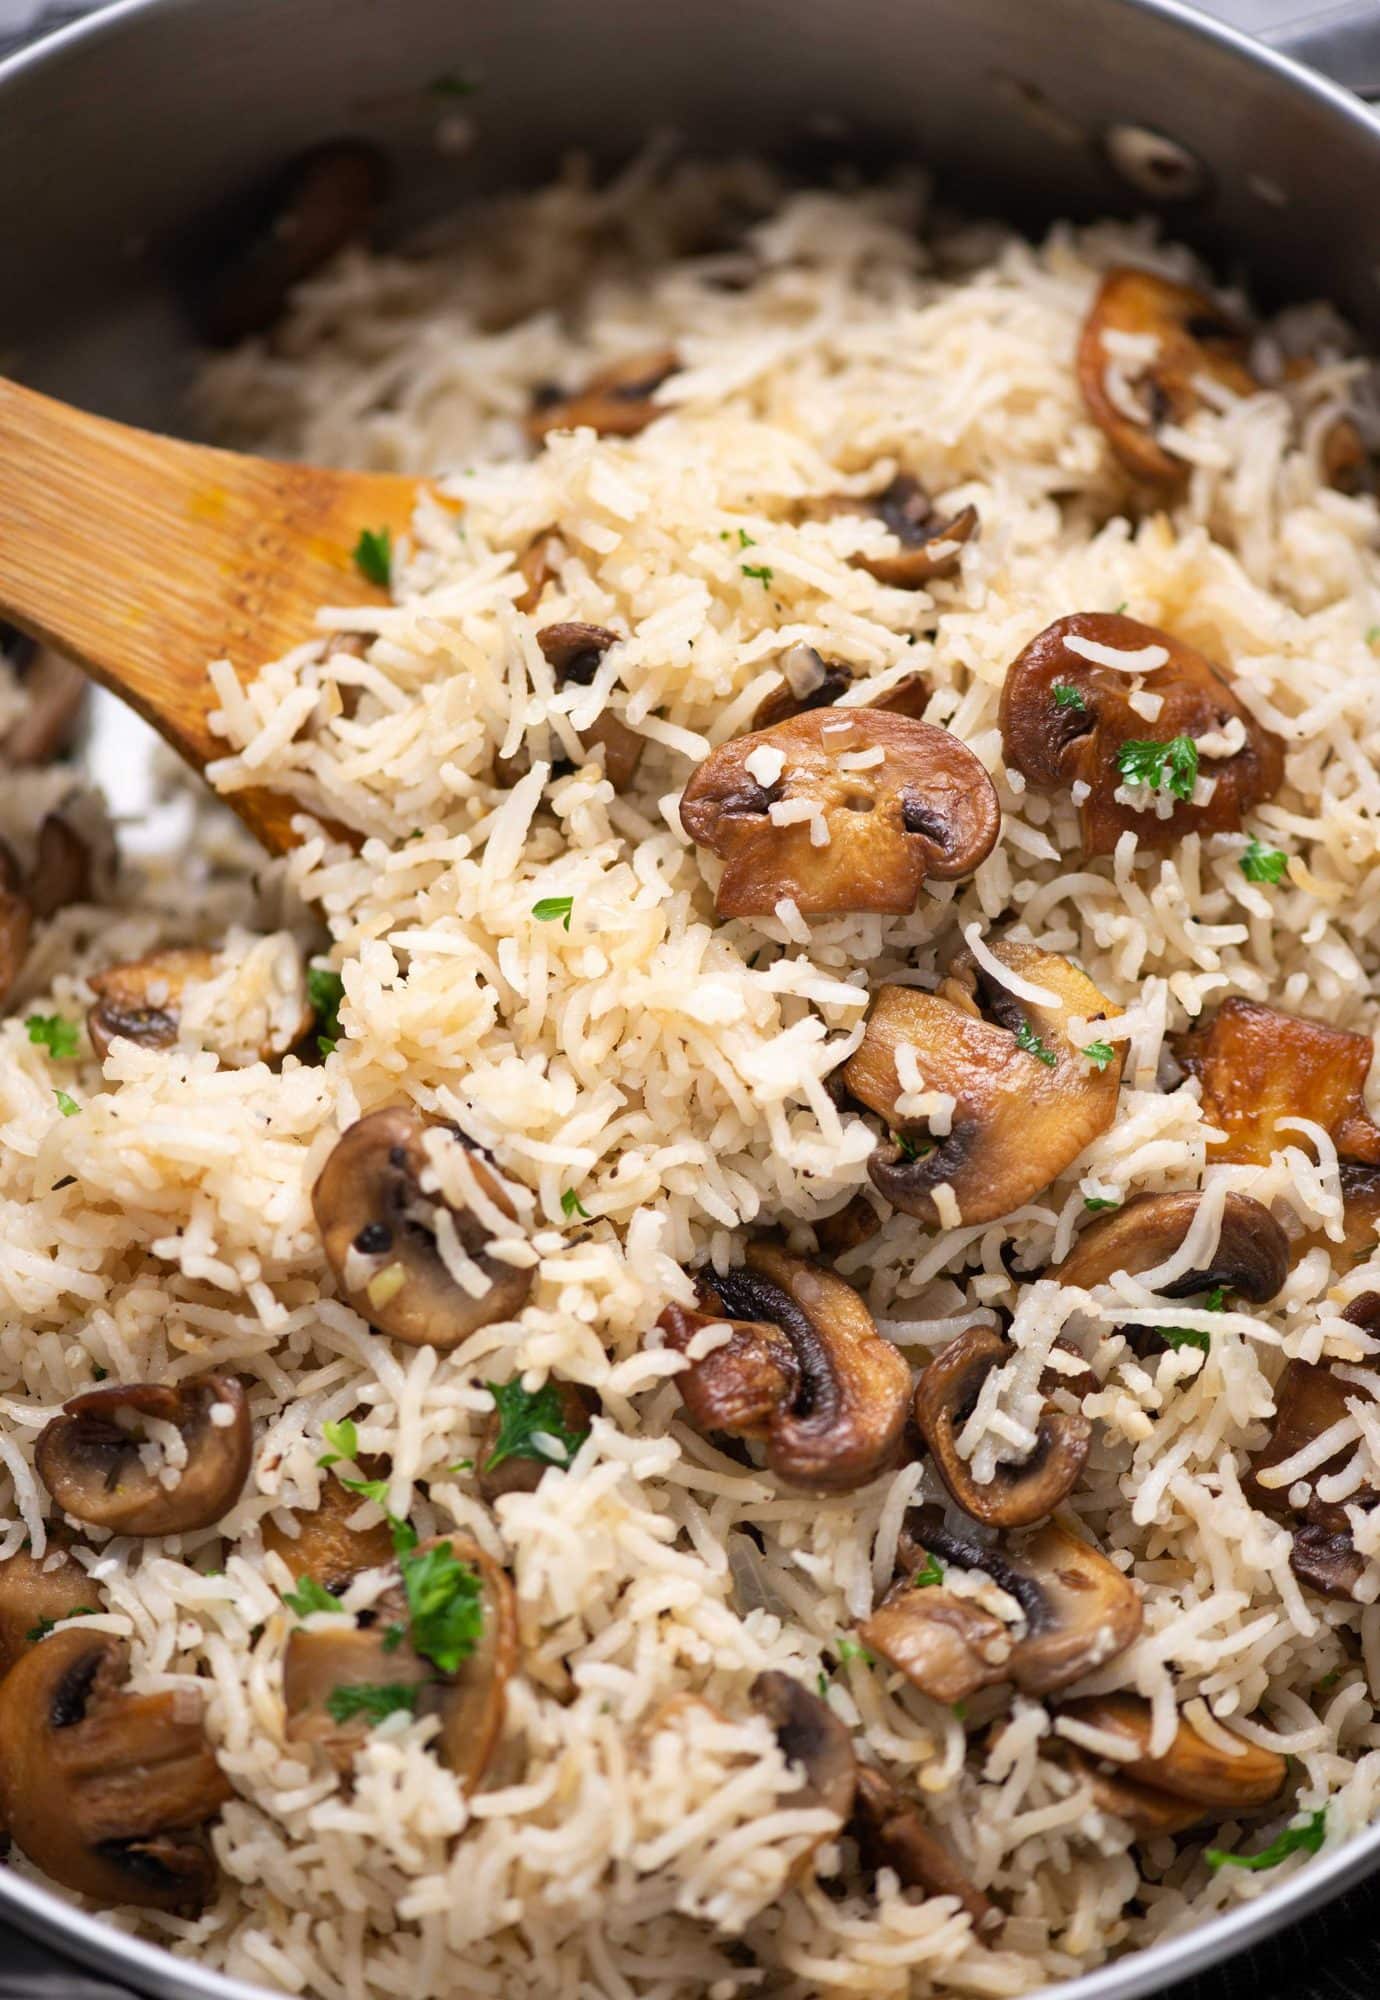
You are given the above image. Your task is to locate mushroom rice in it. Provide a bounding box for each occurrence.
[3,152,1380,1997]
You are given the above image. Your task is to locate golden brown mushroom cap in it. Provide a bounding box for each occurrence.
[999,613,1283,858]
[1077,268,1256,484]
[0,1537,101,1677]
[843,942,1123,1227]
[1176,998,1380,1169]
[749,1669,856,1824]
[528,347,679,440]
[1057,1693,1286,1807]
[847,476,980,590]
[852,1763,998,1933]
[35,1374,251,1537]
[659,1242,910,1492]
[859,1583,1012,1704]
[86,947,219,1059]
[535,621,644,792]
[1052,1190,1289,1304]
[680,707,999,919]
[912,1326,1091,1527]
[262,1474,396,1593]
[312,1106,534,1350]
[0,1628,230,1910]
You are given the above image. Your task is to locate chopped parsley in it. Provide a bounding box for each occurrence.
[397,1539,484,1672]
[737,528,756,548]
[448,1457,474,1475]
[561,1188,590,1220]
[1239,837,1289,885]
[951,1700,968,1721]
[912,1551,943,1589]
[1368,626,1380,645]
[741,562,774,585]
[318,1416,359,1468]
[1052,683,1086,713]
[1084,1195,1120,1212]
[835,1635,875,1667]
[325,1681,418,1725]
[1317,1667,1343,1693]
[53,1090,79,1117]
[532,895,574,931]
[817,1669,830,1698]
[1082,1040,1116,1069]
[1015,1017,1058,1067]
[1206,1809,1326,1872]
[26,1607,96,1644]
[381,1621,407,1653]
[1112,601,1128,615]
[1115,734,1199,803]
[1160,1325,1211,1354]
[1204,1286,1229,1312]
[429,71,479,97]
[25,1014,79,1059]
[352,526,392,588]
[307,966,345,1057]
[894,1130,920,1160]
[483,1378,590,1474]
[282,1576,341,1618]
[339,1474,391,1507]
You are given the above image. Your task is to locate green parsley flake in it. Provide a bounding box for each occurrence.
[532,895,574,931]
[283,1576,341,1618]
[429,71,479,97]
[339,1474,391,1507]
[26,1607,96,1645]
[1204,1286,1228,1311]
[1112,601,1128,615]
[737,528,755,548]
[1239,837,1289,885]
[381,1621,407,1653]
[307,966,345,1057]
[1082,1040,1116,1069]
[835,1635,874,1667]
[951,1700,968,1721]
[1368,626,1380,645]
[448,1458,474,1475]
[352,526,392,588]
[741,562,774,585]
[561,1188,590,1220]
[484,1378,590,1474]
[817,1669,830,1698]
[1115,734,1199,803]
[1015,1017,1058,1067]
[1317,1668,1343,1693]
[53,1090,79,1117]
[1052,683,1086,713]
[318,1415,359,1468]
[1206,1809,1326,1872]
[325,1681,418,1725]
[912,1552,943,1589]
[25,1014,79,1060]
[1084,1195,1120,1212]
[1160,1325,1211,1354]
[398,1540,484,1672]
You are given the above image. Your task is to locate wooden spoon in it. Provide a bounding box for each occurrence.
[0,376,422,852]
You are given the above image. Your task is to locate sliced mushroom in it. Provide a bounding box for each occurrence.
[0,1537,101,1676]
[0,841,32,1006]
[2,643,85,768]
[843,941,1123,1227]
[514,530,563,614]
[895,1506,1143,1696]
[680,708,999,919]
[912,1326,1090,1527]
[751,645,930,731]
[0,1628,230,1909]
[750,1669,856,1826]
[1052,1190,1288,1305]
[1078,268,1256,484]
[1244,1357,1374,1599]
[659,1242,910,1491]
[312,1107,534,1349]
[476,1380,598,1502]
[1057,1694,1287,1808]
[284,1533,516,1789]
[847,476,980,589]
[1051,1744,1207,1838]
[999,613,1284,858]
[859,1584,1012,1704]
[28,810,91,921]
[1177,998,1380,1168]
[36,1375,251,1537]
[814,1191,883,1258]
[184,139,389,346]
[536,622,644,791]
[86,946,218,1059]
[528,347,679,440]
[262,1474,396,1592]
[852,1764,998,1933]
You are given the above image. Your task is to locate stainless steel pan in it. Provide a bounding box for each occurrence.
[2,0,1380,1995]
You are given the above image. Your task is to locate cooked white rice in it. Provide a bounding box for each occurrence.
[4,152,1380,1998]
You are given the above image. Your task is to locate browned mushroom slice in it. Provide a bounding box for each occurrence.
[1052,1191,1289,1304]
[262,1474,396,1592]
[536,622,644,791]
[514,530,563,614]
[284,1534,516,1790]
[2,644,86,767]
[900,1506,1143,1695]
[680,708,999,919]
[1177,998,1380,1169]
[528,347,679,440]
[1058,1693,1287,1807]
[28,810,92,921]
[750,1669,856,1826]
[659,1242,910,1491]
[814,1191,884,1258]
[0,840,32,1006]
[843,942,1123,1227]
[1078,268,1257,484]
[1052,1744,1207,1838]
[86,946,219,1059]
[476,1380,597,1503]
[312,1106,534,1350]
[912,1326,1090,1527]
[185,139,389,347]
[0,1537,101,1676]
[36,1375,251,1537]
[1243,1356,1374,1600]
[852,1764,998,1933]
[0,1628,230,1910]
[752,647,930,731]
[849,477,980,589]
[859,1584,1012,1704]
[999,613,1284,858]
